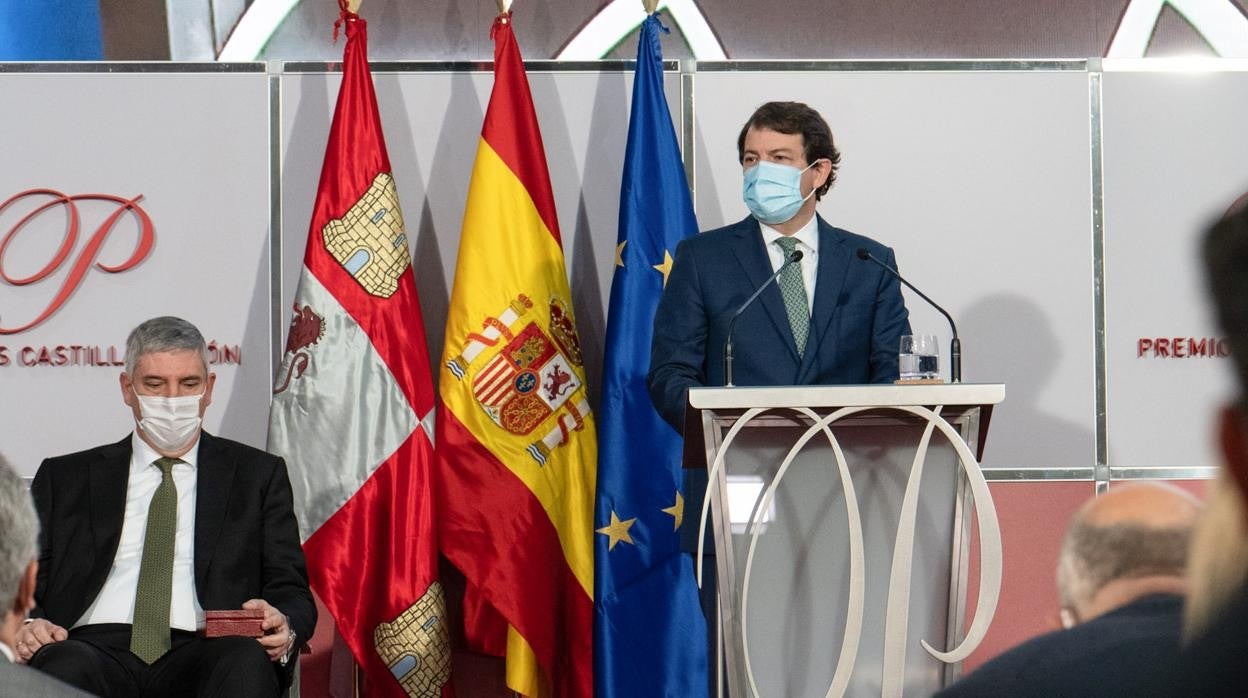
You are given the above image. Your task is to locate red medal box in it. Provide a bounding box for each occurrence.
[203,609,265,638]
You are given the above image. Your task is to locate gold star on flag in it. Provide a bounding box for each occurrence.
[653,250,674,287]
[661,491,685,530]
[596,511,637,551]
[615,240,627,267]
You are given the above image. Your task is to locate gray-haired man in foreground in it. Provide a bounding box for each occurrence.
[0,455,92,697]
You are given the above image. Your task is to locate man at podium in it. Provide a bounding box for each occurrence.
[645,102,912,692]
[647,100,910,432]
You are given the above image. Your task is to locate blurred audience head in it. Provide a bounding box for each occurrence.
[0,454,39,639]
[1056,482,1200,628]
[1185,199,1248,639]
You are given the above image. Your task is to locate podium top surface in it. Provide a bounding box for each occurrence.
[683,383,1005,466]
[687,383,1005,411]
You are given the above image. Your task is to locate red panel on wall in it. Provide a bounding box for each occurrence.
[961,480,1092,674]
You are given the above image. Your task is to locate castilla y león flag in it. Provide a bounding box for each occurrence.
[436,11,596,698]
[267,8,450,697]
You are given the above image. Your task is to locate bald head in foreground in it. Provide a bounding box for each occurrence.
[1057,482,1200,627]
[937,482,1200,698]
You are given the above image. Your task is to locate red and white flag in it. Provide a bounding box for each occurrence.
[267,5,449,697]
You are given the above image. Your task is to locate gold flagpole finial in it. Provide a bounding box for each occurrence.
[643,0,658,13]
[496,0,511,14]
[347,0,363,11]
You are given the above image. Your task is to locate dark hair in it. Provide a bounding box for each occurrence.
[1205,196,1248,396]
[736,101,842,199]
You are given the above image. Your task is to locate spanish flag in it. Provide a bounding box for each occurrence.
[436,10,595,698]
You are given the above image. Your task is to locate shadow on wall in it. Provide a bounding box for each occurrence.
[216,237,273,449]
[379,70,482,385]
[416,70,484,390]
[962,292,1094,470]
[552,70,632,413]
[693,119,729,232]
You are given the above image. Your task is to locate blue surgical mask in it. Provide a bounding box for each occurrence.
[742,160,820,225]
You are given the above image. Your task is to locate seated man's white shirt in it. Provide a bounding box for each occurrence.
[0,641,13,662]
[760,216,819,314]
[74,433,204,631]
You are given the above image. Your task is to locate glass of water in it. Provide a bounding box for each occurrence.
[899,334,940,381]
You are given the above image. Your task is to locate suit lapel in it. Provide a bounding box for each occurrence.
[89,436,134,582]
[802,217,852,379]
[193,432,235,588]
[729,217,802,363]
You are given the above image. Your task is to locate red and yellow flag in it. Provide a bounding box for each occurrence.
[268,6,450,696]
[436,11,595,698]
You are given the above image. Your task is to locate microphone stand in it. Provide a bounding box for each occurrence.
[856,249,961,383]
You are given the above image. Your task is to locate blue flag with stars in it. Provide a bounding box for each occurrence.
[593,13,709,698]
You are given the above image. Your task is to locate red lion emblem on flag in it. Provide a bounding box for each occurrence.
[274,304,324,394]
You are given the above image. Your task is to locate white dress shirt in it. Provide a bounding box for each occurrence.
[0,640,13,662]
[73,433,204,631]
[760,216,819,314]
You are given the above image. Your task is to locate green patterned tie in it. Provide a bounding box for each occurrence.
[130,457,180,664]
[774,236,810,356]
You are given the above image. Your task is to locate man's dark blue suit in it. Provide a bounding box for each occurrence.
[647,214,910,430]
[935,594,1183,698]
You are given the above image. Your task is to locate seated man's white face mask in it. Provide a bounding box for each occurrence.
[134,390,203,453]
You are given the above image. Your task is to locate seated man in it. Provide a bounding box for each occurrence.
[0,455,92,698]
[937,482,1200,697]
[16,316,316,698]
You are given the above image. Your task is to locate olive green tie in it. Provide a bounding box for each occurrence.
[130,457,180,664]
[774,236,810,356]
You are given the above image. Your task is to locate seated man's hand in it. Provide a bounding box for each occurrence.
[14,618,68,663]
[243,598,294,663]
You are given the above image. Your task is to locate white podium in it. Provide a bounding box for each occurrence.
[685,384,1006,698]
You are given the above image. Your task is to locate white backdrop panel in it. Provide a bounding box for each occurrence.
[693,69,1096,470]
[278,66,682,408]
[10,64,1244,479]
[0,69,273,477]
[1101,67,1248,470]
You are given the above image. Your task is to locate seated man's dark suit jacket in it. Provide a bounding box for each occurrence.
[1128,582,1248,696]
[935,594,1183,698]
[648,214,911,432]
[29,431,316,686]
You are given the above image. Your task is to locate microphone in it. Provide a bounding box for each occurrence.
[856,248,962,383]
[724,249,803,387]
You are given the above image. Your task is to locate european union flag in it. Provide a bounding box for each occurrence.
[593,13,709,698]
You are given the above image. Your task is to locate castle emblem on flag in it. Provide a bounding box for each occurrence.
[274,303,324,394]
[372,581,452,697]
[446,294,592,465]
[322,172,409,298]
